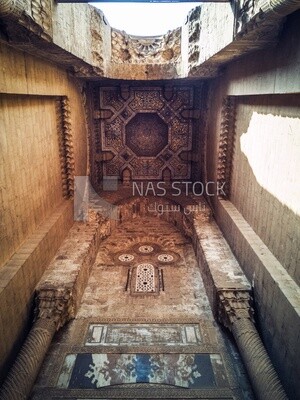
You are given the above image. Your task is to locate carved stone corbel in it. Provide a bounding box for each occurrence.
[0,0,28,19]
[0,0,53,41]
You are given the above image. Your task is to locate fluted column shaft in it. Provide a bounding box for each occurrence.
[232,317,288,400]
[0,318,56,400]
[217,289,288,400]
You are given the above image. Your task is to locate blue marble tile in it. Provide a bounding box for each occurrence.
[135,354,151,383]
[58,353,220,389]
[68,353,97,389]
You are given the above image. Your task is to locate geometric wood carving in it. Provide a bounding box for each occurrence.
[93,85,194,181]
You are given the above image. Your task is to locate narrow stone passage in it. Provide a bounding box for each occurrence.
[32,216,253,399]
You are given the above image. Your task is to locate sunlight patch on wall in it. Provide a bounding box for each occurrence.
[240,112,300,215]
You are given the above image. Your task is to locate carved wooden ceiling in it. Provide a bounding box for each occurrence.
[91,85,196,184]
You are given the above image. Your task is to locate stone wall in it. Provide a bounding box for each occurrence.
[52,3,111,73]
[204,10,300,399]
[0,95,63,265]
[230,95,300,283]
[0,42,88,381]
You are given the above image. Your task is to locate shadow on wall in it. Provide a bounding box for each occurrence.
[231,94,300,285]
[227,10,300,84]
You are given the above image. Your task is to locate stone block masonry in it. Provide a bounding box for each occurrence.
[0,201,73,382]
[0,42,89,382]
[0,210,112,399]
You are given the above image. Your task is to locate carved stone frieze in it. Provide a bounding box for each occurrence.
[0,0,53,40]
[111,28,181,65]
[91,8,104,67]
[56,96,75,199]
[72,64,104,78]
[0,0,29,18]
[217,97,236,199]
[217,289,254,331]
[233,0,300,38]
[188,63,220,79]
[30,0,52,35]
[91,85,194,184]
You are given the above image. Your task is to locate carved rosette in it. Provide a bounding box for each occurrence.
[111,28,181,65]
[217,97,236,199]
[35,287,74,330]
[217,289,254,331]
[56,97,75,199]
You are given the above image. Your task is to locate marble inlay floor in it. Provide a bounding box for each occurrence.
[32,217,253,399]
[76,218,212,321]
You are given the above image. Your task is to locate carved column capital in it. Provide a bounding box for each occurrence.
[35,287,74,330]
[217,289,254,331]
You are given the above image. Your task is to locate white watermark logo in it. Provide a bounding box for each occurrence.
[148,202,206,216]
[74,176,222,221]
[74,176,119,221]
[132,181,225,197]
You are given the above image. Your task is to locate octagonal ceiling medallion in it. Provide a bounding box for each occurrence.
[97,86,194,181]
[125,113,168,157]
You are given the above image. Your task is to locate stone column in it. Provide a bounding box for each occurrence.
[0,288,72,400]
[217,289,288,400]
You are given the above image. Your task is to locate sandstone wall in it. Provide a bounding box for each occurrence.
[0,43,88,380]
[52,3,111,72]
[205,10,300,399]
[230,95,300,282]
